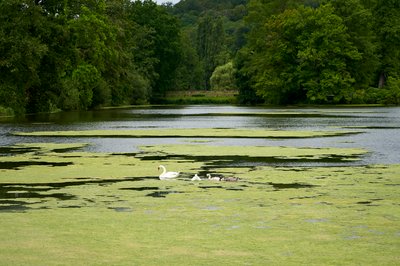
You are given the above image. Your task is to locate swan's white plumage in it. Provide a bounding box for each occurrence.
[207,174,221,181]
[191,174,201,181]
[158,165,180,180]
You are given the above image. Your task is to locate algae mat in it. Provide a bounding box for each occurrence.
[0,143,399,265]
[139,144,367,162]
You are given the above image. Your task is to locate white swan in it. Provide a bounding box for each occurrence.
[191,174,201,181]
[158,165,180,180]
[207,174,221,181]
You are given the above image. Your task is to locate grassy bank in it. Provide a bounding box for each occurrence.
[162,90,238,104]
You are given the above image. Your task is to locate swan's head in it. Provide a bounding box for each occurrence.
[206,174,211,179]
[158,165,167,173]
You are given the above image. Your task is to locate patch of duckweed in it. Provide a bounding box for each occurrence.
[1,143,89,154]
[139,144,368,162]
[13,128,363,139]
[0,143,399,265]
[0,144,203,183]
[0,146,39,155]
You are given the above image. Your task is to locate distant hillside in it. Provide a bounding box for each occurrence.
[174,0,246,12]
[172,0,247,26]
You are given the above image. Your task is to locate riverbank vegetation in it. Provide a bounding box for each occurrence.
[1,0,399,115]
[162,90,238,104]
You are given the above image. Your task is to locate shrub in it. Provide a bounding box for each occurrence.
[210,62,238,91]
[0,106,14,117]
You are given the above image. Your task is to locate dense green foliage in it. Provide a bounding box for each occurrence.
[1,0,399,115]
[171,0,248,90]
[210,62,237,91]
[237,0,400,104]
[0,0,181,114]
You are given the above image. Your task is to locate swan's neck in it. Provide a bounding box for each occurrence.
[160,165,166,175]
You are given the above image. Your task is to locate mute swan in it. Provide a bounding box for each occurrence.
[207,174,221,181]
[191,174,201,181]
[158,165,180,180]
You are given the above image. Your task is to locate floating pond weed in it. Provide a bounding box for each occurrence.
[0,123,399,265]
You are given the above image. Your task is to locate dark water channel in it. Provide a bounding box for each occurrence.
[1,105,399,165]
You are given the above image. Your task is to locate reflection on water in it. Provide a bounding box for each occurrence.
[1,105,400,165]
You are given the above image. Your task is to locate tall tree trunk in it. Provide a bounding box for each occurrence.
[378,72,385,88]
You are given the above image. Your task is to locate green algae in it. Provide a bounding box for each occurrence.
[0,143,203,183]
[139,144,368,161]
[0,143,89,154]
[13,128,362,138]
[0,142,398,265]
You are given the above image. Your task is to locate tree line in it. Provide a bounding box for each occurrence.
[172,0,400,105]
[0,0,181,115]
[237,0,400,105]
[1,0,399,116]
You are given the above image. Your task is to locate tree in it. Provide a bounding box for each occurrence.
[61,64,102,110]
[373,0,400,88]
[327,0,378,91]
[129,0,181,97]
[237,0,320,104]
[197,12,228,89]
[296,5,362,103]
[59,4,110,110]
[173,30,204,90]
[0,0,48,114]
[0,0,180,114]
[57,0,152,109]
[241,4,362,104]
[105,0,152,105]
[210,62,237,90]
[162,0,250,92]
[235,48,262,104]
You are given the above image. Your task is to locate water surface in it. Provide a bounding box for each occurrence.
[1,105,399,165]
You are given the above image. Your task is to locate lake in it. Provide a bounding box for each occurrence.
[1,105,399,265]
[1,105,399,165]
